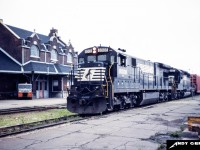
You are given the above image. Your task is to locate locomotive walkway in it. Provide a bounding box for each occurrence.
[1,96,200,150]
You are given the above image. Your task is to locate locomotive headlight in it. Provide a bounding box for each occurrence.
[92,47,97,54]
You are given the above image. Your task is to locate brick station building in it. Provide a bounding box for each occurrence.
[0,20,77,99]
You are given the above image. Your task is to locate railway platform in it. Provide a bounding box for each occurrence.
[0,98,67,110]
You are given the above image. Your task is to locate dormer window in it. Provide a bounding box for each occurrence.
[67,52,73,63]
[30,45,39,57]
[51,49,57,61]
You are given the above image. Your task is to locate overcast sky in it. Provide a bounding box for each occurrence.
[1,0,200,74]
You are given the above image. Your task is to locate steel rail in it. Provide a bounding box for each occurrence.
[0,114,88,138]
[0,95,197,138]
[0,105,66,115]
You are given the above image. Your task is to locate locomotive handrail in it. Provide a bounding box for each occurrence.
[104,76,108,97]
[108,63,114,97]
[108,64,114,83]
[104,63,115,97]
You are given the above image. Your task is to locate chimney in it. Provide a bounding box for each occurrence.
[49,27,58,37]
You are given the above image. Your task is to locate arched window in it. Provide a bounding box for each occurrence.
[30,45,39,57]
[51,49,57,60]
[67,53,73,63]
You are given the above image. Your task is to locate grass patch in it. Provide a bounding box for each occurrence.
[0,109,75,128]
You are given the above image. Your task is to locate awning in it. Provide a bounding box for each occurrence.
[23,62,72,75]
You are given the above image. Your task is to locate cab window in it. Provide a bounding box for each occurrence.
[110,56,115,64]
[87,55,96,62]
[79,58,84,63]
[118,54,126,67]
[98,55,107,61]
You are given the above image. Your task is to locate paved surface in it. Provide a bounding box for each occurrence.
[0,96,200,150]
[0,98,67,109]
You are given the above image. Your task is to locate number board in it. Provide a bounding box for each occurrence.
[85,47,108,54]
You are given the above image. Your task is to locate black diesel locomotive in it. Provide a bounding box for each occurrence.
[67,46,191,114]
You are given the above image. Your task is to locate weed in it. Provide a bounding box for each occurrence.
[0,109,75,127]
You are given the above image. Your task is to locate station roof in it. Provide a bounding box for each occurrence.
[7,25,49,43]
[0,48,22,73]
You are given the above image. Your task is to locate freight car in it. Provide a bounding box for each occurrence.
[191,74,200,94]
[67,46,192,114]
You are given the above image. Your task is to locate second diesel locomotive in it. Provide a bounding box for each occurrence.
[67,46,192,114]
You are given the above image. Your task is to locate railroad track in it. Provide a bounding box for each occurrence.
[0,105,152,138]
[0,105,66,115]
[0,96,196,138]
[0,114,86,138]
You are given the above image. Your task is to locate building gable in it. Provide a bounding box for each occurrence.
[0,21,77,75]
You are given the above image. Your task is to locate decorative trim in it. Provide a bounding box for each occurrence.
[33,41,37,45]
[30,32,39,39]
[23,71,70,75]
[23,60,49,66]
[21,46,30,49]
[58,40,65,47]
[0,70,22,73]
[53,65,58,73]
[50,36,56,41]
[50,59,58,63]
[30,55,40,58]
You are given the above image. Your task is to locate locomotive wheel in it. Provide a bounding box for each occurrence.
[113,105,120,111]
[158,93,164,103]
[164,93,168,101]
[125,103,131,109]
[120,103,125,110]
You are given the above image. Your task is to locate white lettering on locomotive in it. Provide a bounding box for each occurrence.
[85,49,92,54]
[137,63,154,74]
[98,48,108,52]
[84,48,108,54]
[118,68,128,75]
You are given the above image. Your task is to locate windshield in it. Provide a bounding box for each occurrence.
[18,84,32,89]
[97,55,107,61]
[87,56,96,62]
